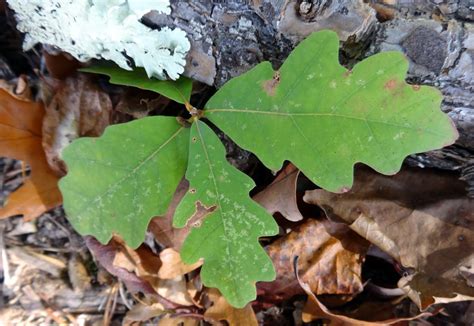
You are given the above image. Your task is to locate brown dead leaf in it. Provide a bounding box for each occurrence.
[43,51,82,80]
[149,179,192,250]
[205,289,258,326]
[88,236,198,308]
[67,254,92,292]
[0,88,62,221]
[42,73,111,174]
[157,276,195,306]
[112,236,161,281]
[85,236,156,295]
[158,248,203,280]
[260,218,368,301]
[123,300,165,326]
[297,263,435,325]
[116,88,170,119]
[158,315,199,326]
[0,76,32,101]
[304,166,474,309]
[253,163,303,222]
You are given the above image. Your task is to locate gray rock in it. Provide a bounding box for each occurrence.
[146,0,377,86]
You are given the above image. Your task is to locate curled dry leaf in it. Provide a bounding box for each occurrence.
[204,289,258,326]
[158,248,203,280]
[87,235,197,308]
[260,218,368,301]
[42,73,112,175]
[253,163,303,222]
[0,88,62,221]
[110,236,162,291]
[85,236,156,295]
[0,75,32,101]
[304,166,474,309]
[297,259,435,325]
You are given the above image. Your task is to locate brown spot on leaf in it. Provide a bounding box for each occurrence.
[384,79,398,91]
[262,71,280,96]
[412,84,421,91]
[184,201,217,228]
[343,70,352,78]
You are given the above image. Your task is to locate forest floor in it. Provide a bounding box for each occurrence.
[1,1,474,325]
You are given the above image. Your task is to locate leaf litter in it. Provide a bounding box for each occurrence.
[304,166,474,309]
[0,85,62,221]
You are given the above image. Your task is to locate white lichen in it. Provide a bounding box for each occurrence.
[7,0,190,80]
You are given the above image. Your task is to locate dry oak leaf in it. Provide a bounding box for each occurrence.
[253,163,303,222]
[158,248,203,280]
[85,236,156,295]
[0,75,32,101]
[205,289,258,326]
[43,51,82,80]
[298,266,435,325]
[88,236,196,307]
[0,88,62,220]
[304,166,474,309]
[123,300,166,325]
[110,236,162,292]
[42,73,112,175]
[158,315,199,326]
[260,218,368,301]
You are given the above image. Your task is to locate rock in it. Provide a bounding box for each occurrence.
[402,26,447,74]
[258,0,377,43]
[146,0,377,87]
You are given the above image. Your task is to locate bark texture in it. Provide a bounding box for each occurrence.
[145,0,473,194]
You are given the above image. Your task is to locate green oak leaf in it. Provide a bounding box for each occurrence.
[173,120,278,308]
[205,30,458,192]
[59,117,189,248]
[81,65,193,104]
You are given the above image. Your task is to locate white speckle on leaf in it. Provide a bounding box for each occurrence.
[7,0,190,80]
[393,132,405,140]
[206,190,216,199]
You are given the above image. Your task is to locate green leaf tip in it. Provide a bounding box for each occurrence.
[81,64,193,104]
[205,30,458,192]
[59,116,190,248]
[173,120,278,308]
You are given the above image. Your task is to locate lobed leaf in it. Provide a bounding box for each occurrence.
[60,117,189,248]
[173,120,278,308]
[205,30,458,192]
[81,65,193,104]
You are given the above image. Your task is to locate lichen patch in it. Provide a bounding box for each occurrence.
[7,0,190,80]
